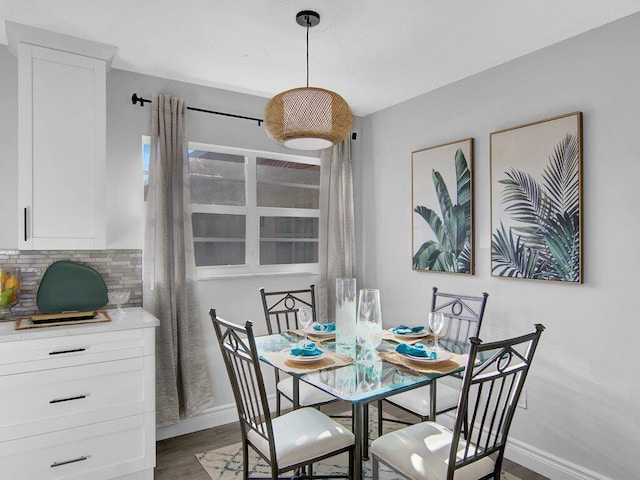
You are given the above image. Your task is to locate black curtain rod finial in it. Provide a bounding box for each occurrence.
[131,93,149,107]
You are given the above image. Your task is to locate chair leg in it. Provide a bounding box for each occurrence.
[377,400,383,437]
[242,441,249,480]
[372,456,379,480]
[348,448,355,480]
[276,391,282,417]
[351,404,355,433]
[362,403,369,460]
[494,453,504,479]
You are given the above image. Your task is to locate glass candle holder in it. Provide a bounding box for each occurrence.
[335,278,357,355]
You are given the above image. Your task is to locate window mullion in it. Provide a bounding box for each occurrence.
[192,204,246,215]
[257,207,320,218]
[245,154,258,270]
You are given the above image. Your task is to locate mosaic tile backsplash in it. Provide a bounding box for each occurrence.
[0,249,142,320]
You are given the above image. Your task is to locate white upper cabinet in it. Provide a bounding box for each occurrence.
[7,22,117,250]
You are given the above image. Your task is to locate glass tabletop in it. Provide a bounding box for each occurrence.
[255,331,472,404]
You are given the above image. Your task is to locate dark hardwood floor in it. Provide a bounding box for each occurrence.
[156,402,548,480]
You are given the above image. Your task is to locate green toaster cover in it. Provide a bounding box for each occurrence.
[36,261,109,314]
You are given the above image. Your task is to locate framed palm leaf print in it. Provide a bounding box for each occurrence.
[412,138,474,274]
[490,112,583,283]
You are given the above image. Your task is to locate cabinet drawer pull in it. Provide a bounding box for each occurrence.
[50,456,88,468]
[49,394,87,404]
[23,207,27,242]
[49,347,86,355]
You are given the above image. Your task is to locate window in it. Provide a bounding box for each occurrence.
[143,139,321,277]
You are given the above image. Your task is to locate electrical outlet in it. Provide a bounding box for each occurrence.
[517,389,527,409]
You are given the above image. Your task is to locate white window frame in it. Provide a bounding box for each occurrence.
[144,137,322,279]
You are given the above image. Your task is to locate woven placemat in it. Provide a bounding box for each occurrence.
[379,351,467,375]
[261,349,354,374]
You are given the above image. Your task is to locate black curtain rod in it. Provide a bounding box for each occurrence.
[131,93,263,126]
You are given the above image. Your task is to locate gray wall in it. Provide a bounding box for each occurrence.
[357,13,640,480]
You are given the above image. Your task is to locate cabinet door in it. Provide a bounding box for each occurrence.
[18,44,106,249]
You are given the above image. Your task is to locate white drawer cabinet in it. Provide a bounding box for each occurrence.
[1,414,154,480]
[0,308,159,480]
[0,328,153,375]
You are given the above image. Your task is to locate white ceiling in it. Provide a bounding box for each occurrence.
[1,1,639,116]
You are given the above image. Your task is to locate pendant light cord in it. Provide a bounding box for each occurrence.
[306,17,310,88]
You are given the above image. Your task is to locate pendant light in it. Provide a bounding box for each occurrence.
[265,10,353,150]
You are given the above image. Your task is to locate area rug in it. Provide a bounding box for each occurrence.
[196,408,520,479]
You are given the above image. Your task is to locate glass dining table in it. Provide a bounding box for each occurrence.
[255,331,473,480]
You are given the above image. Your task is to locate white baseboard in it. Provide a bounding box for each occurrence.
[504,437,610,480]
[156,394,279,441]
[438,412,609,480]
[156,403,237,441]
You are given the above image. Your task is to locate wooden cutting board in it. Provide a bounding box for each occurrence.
[14,310,112,330]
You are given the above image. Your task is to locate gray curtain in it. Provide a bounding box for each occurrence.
[143,95,214,426]
[318,138,356,322]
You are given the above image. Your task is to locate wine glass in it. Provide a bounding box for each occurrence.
[298,307,314,347]
[356,289,382,364]
[429,311,445,350]
[108,291,130,316]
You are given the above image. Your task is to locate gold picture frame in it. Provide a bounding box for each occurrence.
[490,112,583,283]
[411,138,474,275]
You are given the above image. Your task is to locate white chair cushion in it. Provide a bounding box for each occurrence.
[386,382,460,417]
[371,421,494,480]
[278,377,336,406]
[247,407,354,470]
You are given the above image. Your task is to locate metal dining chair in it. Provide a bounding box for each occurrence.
[211,309,355,480]
[371,324,544,480]
[377,287,489,435]
[260,285,340,415]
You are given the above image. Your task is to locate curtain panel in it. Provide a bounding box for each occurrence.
[143,95,214,426]
[318,138,357,322]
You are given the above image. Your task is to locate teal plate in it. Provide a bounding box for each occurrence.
[37,261,108,314]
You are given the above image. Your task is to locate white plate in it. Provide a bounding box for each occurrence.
[401,350,452,364]
[286,349,326,364]
[307,328,335,337]
[391,329,429,339]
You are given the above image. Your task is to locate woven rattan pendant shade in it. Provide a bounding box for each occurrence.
[265,87,352,150]
[264,10,352,151]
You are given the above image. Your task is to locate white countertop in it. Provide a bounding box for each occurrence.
[0,307,159,343]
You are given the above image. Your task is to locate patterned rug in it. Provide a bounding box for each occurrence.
[196,408,520,479]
